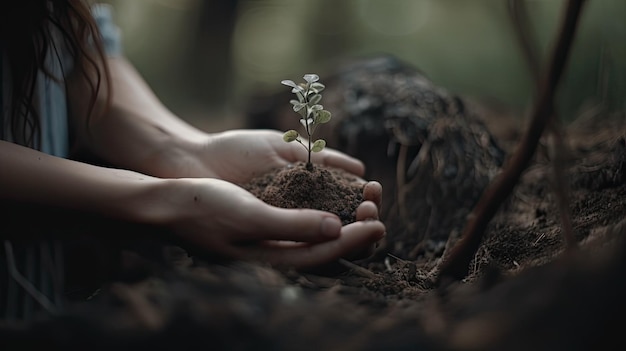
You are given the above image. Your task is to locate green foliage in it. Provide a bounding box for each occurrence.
[281,74,332,167]
[283,129,299,142]
[311,139,326,152]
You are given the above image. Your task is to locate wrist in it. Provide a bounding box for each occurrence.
[126,177,183,226]
[132,177,216,229]
[142,133,213,178]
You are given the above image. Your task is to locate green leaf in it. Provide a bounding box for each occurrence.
[303,74,319,83]
[315,110,332,124]
[283,130,299,142]
[310,104,323,111]
[300,118,314,129]
[298,107,307,119]
[294,90,305,103]
[311,139,326,152]
[281,80,297,88]
[310,82,325,93]
[292,102,306,112]
[309,93,322,105]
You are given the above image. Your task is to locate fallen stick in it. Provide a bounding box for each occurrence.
[436,0,587,286]
[509,0,577,249]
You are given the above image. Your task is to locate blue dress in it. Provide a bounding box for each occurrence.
[0,4,123,321]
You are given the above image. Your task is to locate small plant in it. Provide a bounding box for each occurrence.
[281,74,332,170]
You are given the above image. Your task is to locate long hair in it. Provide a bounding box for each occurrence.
[0,0,110,149]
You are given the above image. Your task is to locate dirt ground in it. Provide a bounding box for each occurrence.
[1,56,625,351]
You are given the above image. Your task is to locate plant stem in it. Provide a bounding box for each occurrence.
[305,121,313,170]
[307,136,312,166]
[305,86,313,168]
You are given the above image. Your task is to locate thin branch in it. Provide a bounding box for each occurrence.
[436,0,586,286]
[509,0,577,249]
[338,258,379,279]
[4,241,58,315]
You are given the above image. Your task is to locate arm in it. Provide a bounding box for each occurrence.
[62,55,385,266]
[68,56,367,182]
[0,140,170,221]
[0,140,384,268]
[0,139,163,226]
[67,56,208,178]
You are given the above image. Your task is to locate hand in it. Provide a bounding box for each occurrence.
[163,178,385,269]
[196,129,365,184]
[181,128,383,224]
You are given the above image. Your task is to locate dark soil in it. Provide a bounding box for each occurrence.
[241,161,363,225]
[1,56,625,350]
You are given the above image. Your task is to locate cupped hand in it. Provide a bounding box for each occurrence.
[183,127,383,216]
[166,178,385,269]
[197,129,365,184]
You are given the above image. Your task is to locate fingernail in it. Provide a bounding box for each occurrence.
[321,217,341,238]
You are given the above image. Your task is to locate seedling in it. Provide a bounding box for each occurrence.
[281,74,332,170]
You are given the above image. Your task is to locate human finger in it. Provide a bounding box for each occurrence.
[310,149,365,177]
[239,208,384,263]
[232,220,386,269]
[246,206,343,243]
[355,200,379,221]
[362,181,382,211]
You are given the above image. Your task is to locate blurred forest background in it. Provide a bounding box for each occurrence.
[99,0,625,132]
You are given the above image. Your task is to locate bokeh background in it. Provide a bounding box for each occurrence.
[99,0,625,131]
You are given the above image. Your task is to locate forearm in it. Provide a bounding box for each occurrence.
[68,57,209,178]
[0,140,166,224]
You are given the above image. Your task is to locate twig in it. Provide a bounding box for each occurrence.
[4,241,58,315]
[338,258,379,279]
[509,0,577,249]
[436,0,587,286]
[387,253,409,263]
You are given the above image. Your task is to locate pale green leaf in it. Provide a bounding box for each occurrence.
[315,110,332,124]
[311,139,326,152]
[310,82,325,93]
[300,118,314,129]
[294,90,305,102]
[303,74,319,83]
[292,102,306,112]
[309,94,322,105]
[298,107,307,119]
[283,130,299,142]
[281,80,297,88]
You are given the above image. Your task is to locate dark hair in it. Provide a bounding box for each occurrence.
[0,0,110,149]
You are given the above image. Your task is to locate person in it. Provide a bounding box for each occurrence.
[0,1,384,319]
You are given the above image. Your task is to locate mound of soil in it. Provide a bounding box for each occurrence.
[241,161,363,225]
